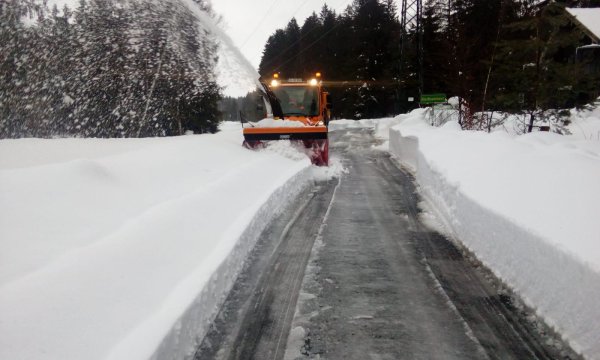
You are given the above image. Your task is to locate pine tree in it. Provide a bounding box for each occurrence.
[353,0,398,118]
[258,1,403,119]
[299,12,322,77]
[422,1,448,94]
[259,29,288,77]
[491,1,594,133]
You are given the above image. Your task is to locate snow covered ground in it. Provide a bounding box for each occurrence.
[569,104,600,141]
[2,110,598,359]
[0,123,334,360]
[343,109,600,359]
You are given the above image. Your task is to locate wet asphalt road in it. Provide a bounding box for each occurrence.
[194,129,579,360]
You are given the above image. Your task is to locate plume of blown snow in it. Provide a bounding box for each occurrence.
[44,0,258,97]
[179,0,261,97]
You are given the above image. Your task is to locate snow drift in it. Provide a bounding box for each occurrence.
[386,110,600,359]
[0,124,316,360]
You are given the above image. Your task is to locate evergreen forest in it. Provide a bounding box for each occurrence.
[252,0,600,125]
[0,0,221,138]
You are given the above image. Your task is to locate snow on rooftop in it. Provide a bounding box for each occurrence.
[566,8,600,42]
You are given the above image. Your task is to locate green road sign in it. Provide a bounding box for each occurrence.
[420,93,447,104]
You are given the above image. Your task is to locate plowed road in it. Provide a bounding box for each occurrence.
[194,129,578,360]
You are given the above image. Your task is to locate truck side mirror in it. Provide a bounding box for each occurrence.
[325,94,333,109]
[257,103,264,112]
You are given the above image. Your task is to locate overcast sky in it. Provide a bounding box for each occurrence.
[212,0,374,69]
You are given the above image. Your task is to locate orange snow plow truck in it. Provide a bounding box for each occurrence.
[243,73,331,166]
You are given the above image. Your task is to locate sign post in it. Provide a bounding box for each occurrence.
[420,93,447,105]
[420,93,447,126]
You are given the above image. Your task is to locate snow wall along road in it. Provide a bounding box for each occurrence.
[0,124,341,360]
[388,114,600,360]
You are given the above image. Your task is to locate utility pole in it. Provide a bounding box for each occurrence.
[400,0,423,101]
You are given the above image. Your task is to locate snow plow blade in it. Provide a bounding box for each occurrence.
[243,126,328,141]
[243,126,329,166]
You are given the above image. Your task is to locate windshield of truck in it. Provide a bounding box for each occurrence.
[273,86,319,116]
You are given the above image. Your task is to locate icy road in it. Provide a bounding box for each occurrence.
[194,128,579,360]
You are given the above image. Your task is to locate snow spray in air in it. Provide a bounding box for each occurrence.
[180,0,262,95]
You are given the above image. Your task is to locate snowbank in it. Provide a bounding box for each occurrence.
[569,103,600,141]
[0,125,316,360]
[330,117,415,150]
[387,110,600,359]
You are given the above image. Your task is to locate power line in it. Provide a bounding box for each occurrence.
[240,0,281,49]
[240,0,314,50]
[400,0,423,96]
[289,0,314,21]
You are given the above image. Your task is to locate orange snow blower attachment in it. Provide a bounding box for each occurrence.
[242,73,331,166]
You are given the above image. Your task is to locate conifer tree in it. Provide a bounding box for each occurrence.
[256,0,598,123]
[0,0,222,138]
[491,1,594,132]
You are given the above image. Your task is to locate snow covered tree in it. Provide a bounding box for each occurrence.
[0,0,221,139]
